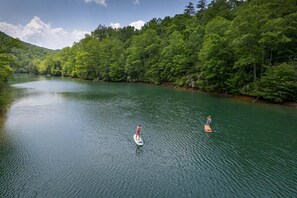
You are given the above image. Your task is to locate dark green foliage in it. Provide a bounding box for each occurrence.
[159,31,190,85]
[251,63,297,103]
[0,32,20,112]
[126,29,161,82]
[198,0,233,24]
[196,0,207,13]
[0,32,18,81]
[199,17,233,92]
[0,32,19,76]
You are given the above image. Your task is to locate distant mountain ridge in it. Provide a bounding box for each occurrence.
[0,31,52,51]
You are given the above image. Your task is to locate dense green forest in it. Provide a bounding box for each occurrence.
[1,0,297,104]
[11,43,53,74]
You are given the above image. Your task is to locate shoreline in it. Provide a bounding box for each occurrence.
[14,73,297,109]
[159,83,297,108]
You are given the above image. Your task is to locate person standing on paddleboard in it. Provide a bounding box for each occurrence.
[206,116,211,126]
[136,125,141,141]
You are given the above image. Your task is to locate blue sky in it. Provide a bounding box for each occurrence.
[0,0,193,49]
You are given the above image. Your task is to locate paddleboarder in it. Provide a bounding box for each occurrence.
[135,125,141,141]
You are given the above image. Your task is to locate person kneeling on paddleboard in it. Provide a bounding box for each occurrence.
[136,125,141,141]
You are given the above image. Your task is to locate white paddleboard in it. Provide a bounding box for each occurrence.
[133,134,143,146]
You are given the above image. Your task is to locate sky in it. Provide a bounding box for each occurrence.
[0,0,191,49]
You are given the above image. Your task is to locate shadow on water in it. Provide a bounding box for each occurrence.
[135,146,143,156]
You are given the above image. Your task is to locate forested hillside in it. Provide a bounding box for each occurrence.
[0,32,53,72]
[12,43,53,74]
[4,0,297,103]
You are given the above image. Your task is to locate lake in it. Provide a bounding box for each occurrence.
[0,74,296,197]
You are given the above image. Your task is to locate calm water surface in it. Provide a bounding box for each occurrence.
[0,75,296,197]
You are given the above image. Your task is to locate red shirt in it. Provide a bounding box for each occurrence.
[136,128,141,135]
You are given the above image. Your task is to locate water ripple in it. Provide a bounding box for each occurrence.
[1,77,296,197]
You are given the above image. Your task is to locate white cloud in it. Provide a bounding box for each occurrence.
[84,0,107,7]
[110,23,121,29]
[0,16,89,50]
[0,22,23,38]
[133,0,140,5]
[129,20,145,30]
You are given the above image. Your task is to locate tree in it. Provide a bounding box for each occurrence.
[0,32,21,82]
[251,63,297,103]
[198,0,233,24]
[226,2,266,93]
[226,0,297,95]
[259,17,291,65]
[99,38,125,81]
[116,26,135,43]
[159,31,189,85]
[92,24,114,41]
[197,0,207,13]
[125,29,161,82]
[74,51,91,79]
[184,2,196,16]
[198,17,233,92]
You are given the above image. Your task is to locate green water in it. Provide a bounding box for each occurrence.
[0,74,296,197]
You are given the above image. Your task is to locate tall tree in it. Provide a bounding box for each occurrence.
[199,0,233,24]
[198,16,233,92]
[98,38,125,81]
[159,31,189,85]
[226,2,266,93]
[184,2,196,16]
[196,0,207,13]
[125,29,161,82]
[251,63,297,103]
